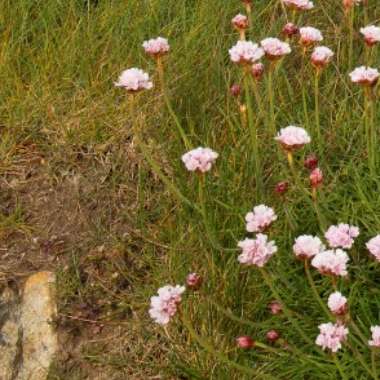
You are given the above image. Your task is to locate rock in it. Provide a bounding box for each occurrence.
[0,287,21,380]
[17,271,58,380]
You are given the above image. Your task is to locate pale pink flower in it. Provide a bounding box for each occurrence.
[232,14,249,30]
[114,68,153,92]
[260,38,291,60]
[143,37,170,57]
[360,25,380,46]
[252,63,265,79]
[293,235,324,260]
[245,205,277,233]
[181,147,218,173]
[238,234,278,267]
[310,168,323,188]
[316,322,349,352]
[311,249,349,277]
[282,23,299,38]
[369,326,380,347]
[311,46,334,68]
[328,291,348,316]
[299,27,323,46]
[275,126,311,150]
[349,66,380,86]
[325,224,360,249]
[149,285,185,325]
[229,41,264,64]
[282,0,314,10]
[366,235,380,261]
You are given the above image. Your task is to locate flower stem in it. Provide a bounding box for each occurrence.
[372,350,378,380]
[314,69,322,154]
[348,6,354,69]
[267,63,276,136]
[332,354,348,380]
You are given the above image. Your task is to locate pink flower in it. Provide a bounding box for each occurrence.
[275,181,289,195]
[186,273,202,289]
[229,41,264,64]
[142,37,170,57]
[349,66,380,86]
[282,0,314,10]
[311,46,334,68]
[245,204,277,233]
[316,322,349,352]
[293,235,325,260]
[237,234,278,267]
[260,38,291,60]
[299,27,323,46]
[232,14,249,30]
[360,25,380,46]
[369,326,380,347]
[268,301,283,315]
[325,224,359,249]
[181,147,218,173]
[311,249,349,277]
[275,126,311,150]
[236,335,255,349]
[252,63,265,80]
[266,330,280,342]
[304,154,319,170]
[149,285,185,325]
[310,168,323,188]
[114,68,153,92]
[282,23,299,38]
[328,291,348,316]
[366,235,380,261]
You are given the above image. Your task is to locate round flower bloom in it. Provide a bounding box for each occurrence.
[293,235,325,260]
[325,224,360,249]
[310,168,323,188]
[369,326,380,347]
[316,322,349,352]
[232,14,249,30]
[349,66,380,86]
[299,27,323,46]
[252,63,265,80]
[237,234,278,267]
[268,301,283,315]
[142,37,170,57]
[260,38,291,60]
[186,273,202,290]
[266,330,280,342]
[282,23,299,38]
[360,25,380,46]
[282,0,314,10]
[245,204,277,233]
[311,46,334,68]
[149,285,185,325]
[229,41,264,64]
[236,335,255,349]
[311,249,350,277]
[275,126,311,150]
[230,84,242,97]
[304,154,318,170]
[328,291,348,316]
[114,68,153,92]
[181,147,218,173]
[366,235,380,261]
[275,181,289,195]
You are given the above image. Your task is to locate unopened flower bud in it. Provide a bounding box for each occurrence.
[282,23,299,38]
[230,84,242,97]
[266,330,280,342]
[268,301,283,315]
[232,14,249,31]
[304,154,318,170]
[251,63,265,80]
[186,272,202,289]
[310,168,323,188]
[236,335,255,349]
[275,181,289,195]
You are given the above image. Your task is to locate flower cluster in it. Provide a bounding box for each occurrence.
[143,37,170,57]
[311,46,334,68]
[349,66,380,86]
[181,147,219,173]
[325,224,360,249]
[366,235,380,261]
[245,205,277,233]
[327,291,348,316]
[311,249,349,277]
[360,25,380,46]
[299,27,323,46]
[282,0,314,10]
[261,38,291,60]
[115,68,153,92]
[275,126,311,150]
[229,40,264,64]
[238,234,278,267]
[316,322,349,352]
[293,235,324,260]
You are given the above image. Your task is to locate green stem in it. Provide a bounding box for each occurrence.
[348,7,354,69]
[301,51,310,132]
[332,354,348,380]
[372,350,378,380]
[267,63,276,136]
[348,342,377,379]
[314,69,322,153]
[349,317,369,347]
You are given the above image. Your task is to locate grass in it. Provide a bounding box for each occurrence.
[1,0,380,378]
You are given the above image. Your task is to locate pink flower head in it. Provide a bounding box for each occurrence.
[310,168,323,188]
[311,46,334,68]
[311,249,349,277]
[293,235,325,260]
[304,154,319,170]
[349,66,380,86]
[275,126,311,150]
[325,224,360,249]
[186,273,202,289]
[237,234,277,267]
[299,27,323,47]
[142,37,170,57]
[181,147,218,173]
[266,330,280,342]
[229,40,264,64]
[114,68,153,92]
[316,322,349,352]
[366,235,380,261]
[268,301,283,315]
[282,23,299,38]
[328,291,348,316]
[232,14,249,30]
[369,326,380,347]
[236,335,255,349]
[360,25,380,46]
[275,181,289,195]
[252,63,265,80]
[149,285,185,325]
[260,38,291,60]
[282,0,314,10]
[245,204,277,233]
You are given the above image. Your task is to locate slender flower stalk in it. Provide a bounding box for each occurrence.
[348,6,355,68]
[267,62,276,135]
[332,354,349,380]
[314,68,321,147]
[371,350,378,380]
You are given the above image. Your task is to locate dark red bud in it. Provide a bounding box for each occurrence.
[236,335,255,349]
[230,84,242,97]
[304,154,319,170]
[266,330,280,342]
[186,272,202,290]
[282,23,299,38]
[275,181,289,195]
